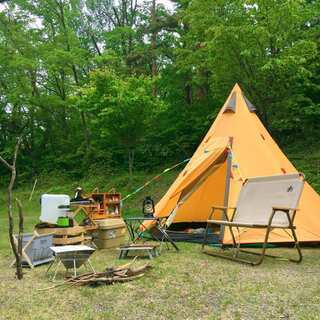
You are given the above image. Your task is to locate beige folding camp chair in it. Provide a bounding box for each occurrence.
[202,173,304,265]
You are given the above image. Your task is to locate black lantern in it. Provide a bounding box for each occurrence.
[142,196,155,217]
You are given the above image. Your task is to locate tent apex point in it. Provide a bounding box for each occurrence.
[232,83,242,92]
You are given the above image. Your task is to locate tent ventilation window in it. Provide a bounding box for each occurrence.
[242,93,257,112]
[223,92,237,113]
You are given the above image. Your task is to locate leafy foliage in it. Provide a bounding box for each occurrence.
[0,0,319,181]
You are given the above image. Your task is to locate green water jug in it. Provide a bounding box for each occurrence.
[57,216,69,227]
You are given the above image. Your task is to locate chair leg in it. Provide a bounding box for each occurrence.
[230,226,240,258]
[289,227,303,263]
[231,225,272,266]
[202,209,216,251]
[204,223,302,266]
[203,226,271,266]
[235,224,303,264]
[249,226,272,266]
[202,222,211,251]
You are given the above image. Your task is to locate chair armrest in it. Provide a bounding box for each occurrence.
[267,207,299,227]
[209,206,236,221]
[272,207,299,212]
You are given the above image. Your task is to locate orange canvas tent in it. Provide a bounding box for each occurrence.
[151,84,320,244]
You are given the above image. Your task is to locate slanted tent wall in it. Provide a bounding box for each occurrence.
[154,137,231,225]
[152,84,320,244]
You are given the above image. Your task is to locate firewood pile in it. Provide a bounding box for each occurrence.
[39,259,151,290]
[69,262,151,287]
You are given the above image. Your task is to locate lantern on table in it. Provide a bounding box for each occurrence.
[142,196,155,217]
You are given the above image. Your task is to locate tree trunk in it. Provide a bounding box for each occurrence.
[0,138,23,279]
[128,149,135,177]
[80,110,91,157]
[16,198,24,279]
[185,82,193,105]
[151,0,157,96]
[7,161,23,279]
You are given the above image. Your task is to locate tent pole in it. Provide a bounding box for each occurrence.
[219,148,232,243]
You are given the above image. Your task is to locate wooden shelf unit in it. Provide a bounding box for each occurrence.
[89,192,121,220]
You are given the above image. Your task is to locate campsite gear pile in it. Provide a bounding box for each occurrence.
[35,189,123,247]
[37,194,95,246]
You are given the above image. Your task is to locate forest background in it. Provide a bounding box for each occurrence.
[0,0,319,189]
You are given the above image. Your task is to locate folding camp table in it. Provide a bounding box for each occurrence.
[118,243,160,259]
[123,216,179,251]
[47,245,95,281]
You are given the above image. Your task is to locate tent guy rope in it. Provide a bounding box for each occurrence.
[121,158,190,203]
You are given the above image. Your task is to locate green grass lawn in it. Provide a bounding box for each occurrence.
[1,170,320,319]
[1,239,320,320]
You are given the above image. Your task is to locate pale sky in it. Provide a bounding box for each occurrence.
[0,1,175,10]
[157,0,175,11]
[0,1,176,29]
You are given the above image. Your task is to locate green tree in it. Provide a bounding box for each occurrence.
[76,68,165,175]
[174,0,319,136]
